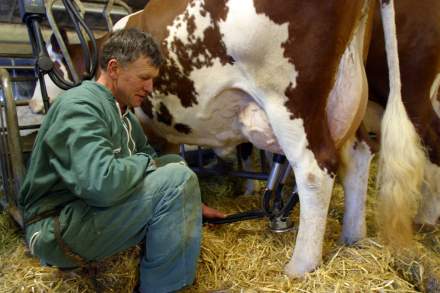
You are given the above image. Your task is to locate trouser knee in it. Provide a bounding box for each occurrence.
[148,162,200,207]
[155,154,185,167]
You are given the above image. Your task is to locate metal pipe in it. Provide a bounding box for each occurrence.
[15,100,30,106]
[0,65,35,70]
[51,1,130,17]
[0,124,41,132]
[0,23,107,45]
[46,0,80,84]
[0,68,26,193]
[103,0,115,32]
[0,86,12,200]
[266,158,287,190]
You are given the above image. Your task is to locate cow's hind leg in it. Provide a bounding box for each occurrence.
[260,102,336,277]
[415,161,440,228]
[285,161,335,277]
[339,136,373,244]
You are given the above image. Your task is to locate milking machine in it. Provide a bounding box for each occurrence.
[19,0,98,113]
[202,153,299,233]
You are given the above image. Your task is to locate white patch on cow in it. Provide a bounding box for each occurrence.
[219,0,298,104]
[340,139,373,244]
[429,73,440,117]
[415,161,440,226]
[112,10,142,31]
[149,81,249,155]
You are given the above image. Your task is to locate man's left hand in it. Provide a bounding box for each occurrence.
[202,203,226,219]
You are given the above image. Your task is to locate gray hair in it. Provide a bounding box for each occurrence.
[100,28,163,70]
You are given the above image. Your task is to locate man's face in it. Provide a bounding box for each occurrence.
[113,56,159,108]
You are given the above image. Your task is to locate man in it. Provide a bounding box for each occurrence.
[19,28,224,292]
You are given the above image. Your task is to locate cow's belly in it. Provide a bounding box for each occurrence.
[138,88,282,156]
[138,88,275,155]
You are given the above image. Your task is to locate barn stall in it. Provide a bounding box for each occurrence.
[0,0,439,292]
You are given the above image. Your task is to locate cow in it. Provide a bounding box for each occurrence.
[364,0,440,236]
[27,0,420,278]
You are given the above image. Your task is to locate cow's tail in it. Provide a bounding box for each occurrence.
[377,0,426,246]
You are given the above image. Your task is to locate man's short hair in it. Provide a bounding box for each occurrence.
[100,28,163,70]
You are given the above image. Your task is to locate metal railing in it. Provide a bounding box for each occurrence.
[0,68,25,227]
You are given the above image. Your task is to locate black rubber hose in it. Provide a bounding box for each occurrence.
[63,0,98,79]
[203,210,266,225]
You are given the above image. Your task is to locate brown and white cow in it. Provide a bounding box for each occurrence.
[364,0,440,237]
[29,0,421,277]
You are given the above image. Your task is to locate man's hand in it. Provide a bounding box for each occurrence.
[202,203,226,219]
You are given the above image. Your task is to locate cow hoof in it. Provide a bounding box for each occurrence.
[340,233,364,245]
[284,260,317,278]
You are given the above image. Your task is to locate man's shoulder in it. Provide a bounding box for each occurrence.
[56,82,112,109]
[59,81,99,99]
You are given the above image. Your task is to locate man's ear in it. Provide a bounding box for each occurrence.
[107,59,119,79]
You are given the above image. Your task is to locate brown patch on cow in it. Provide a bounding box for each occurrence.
[174,123,192,134]
[204,0,229,21]
[125,0,190,42]
[253,0,365,173]
[187,15,196,36]
[154,55,199,108]
[307,173,317,185]
[156,102,173,126]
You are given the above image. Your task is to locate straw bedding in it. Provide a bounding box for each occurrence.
[1,161,439,292]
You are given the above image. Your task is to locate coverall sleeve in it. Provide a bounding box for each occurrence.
[44,101,155,207]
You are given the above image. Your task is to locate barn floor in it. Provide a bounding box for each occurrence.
[1,161,440,292]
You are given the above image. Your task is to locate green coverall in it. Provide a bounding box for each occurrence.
[19,81,202,292]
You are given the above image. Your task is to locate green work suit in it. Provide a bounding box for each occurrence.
[19,81,202,292]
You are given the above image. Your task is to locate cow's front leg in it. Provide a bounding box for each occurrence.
[284,164,335,277]
[339,137,373,244]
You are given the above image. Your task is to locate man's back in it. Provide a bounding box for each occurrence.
[19,81,155,222]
